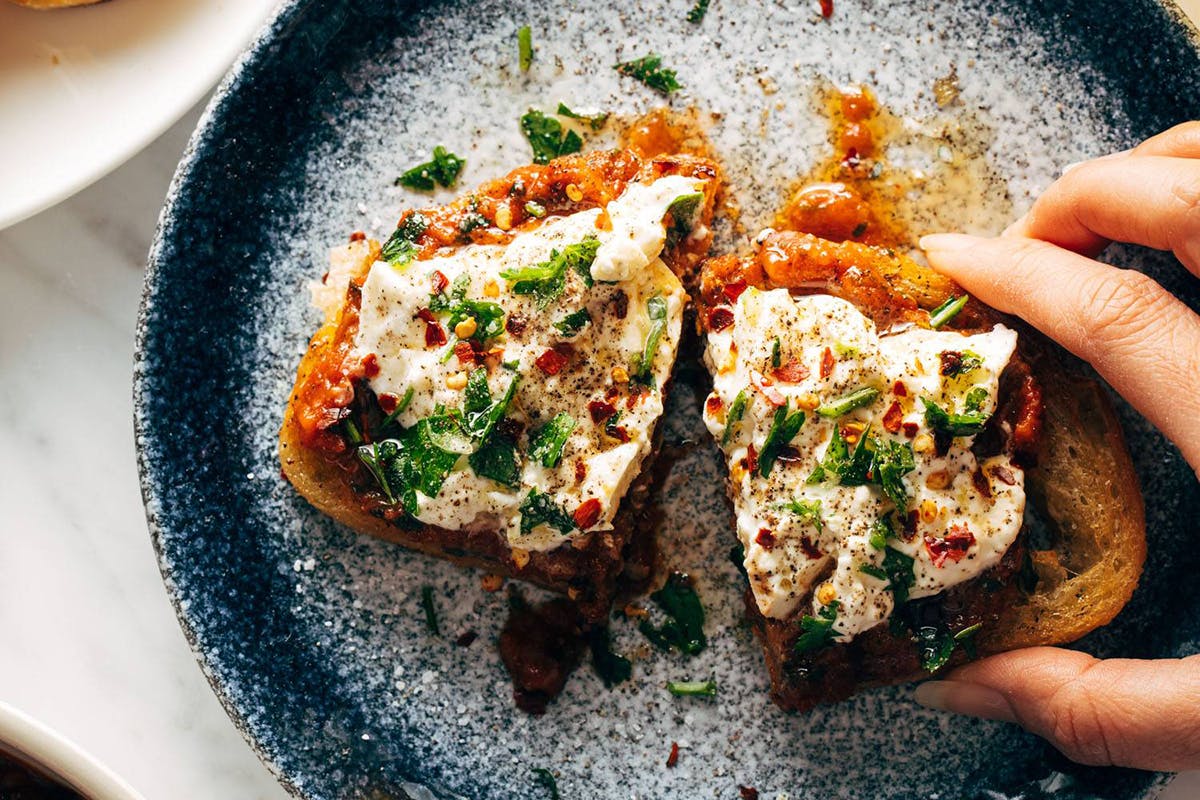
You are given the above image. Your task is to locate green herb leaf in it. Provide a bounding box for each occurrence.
[517,25,533,72]
[794,601,841,653]
[553,308,592,337]
[929,294,969,328]
[463,369,519,443]
[396,146,465,191]
[638,572,706,655]
[872,437,915,511]
[964,386,988,413]
[687,0,711,23]
[859,563,888,580]
[531,767,559,800]
[922,397,990,437]
[807,423,872,486]
[420,585,441,636]
[429,273,507,344]
[556,102,609,130]
[379,386,416,431]
[588,627,632,688]
[721,387,751,445]
[759,403,806,477]
[770,337,782,369]
[529,412,577,468]
[816,386,880,418]
[520,109,584,164]
[882,546,915,605]
[633,294,669,386]
[942,349,983,376]
[917,624,957,673]
[380,212,428,267]
[868,515,892,550]
[615,53,682,94]
[665,191,704,246]
[500,237,600,308]
[342,417,364,447]
[518,490,576,536]
[779,497,823,532]
[469,436,521,488]
[666,679,717,697]
[524,200,547,218]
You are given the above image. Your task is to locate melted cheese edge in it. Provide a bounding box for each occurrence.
[703,289,1025,640]
[352,175,702,551]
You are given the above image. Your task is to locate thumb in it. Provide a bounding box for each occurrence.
[913,647,1200,771]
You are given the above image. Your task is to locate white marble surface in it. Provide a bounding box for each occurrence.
[3,14,1200,800]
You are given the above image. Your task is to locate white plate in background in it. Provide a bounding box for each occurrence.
[0,0,279,230]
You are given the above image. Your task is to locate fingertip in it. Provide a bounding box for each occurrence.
[918,232,981,252]
[913,680,1018,724]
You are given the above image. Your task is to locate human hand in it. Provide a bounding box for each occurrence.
[913,122,1200,771]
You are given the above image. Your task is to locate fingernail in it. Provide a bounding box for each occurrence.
[914,680,1018,724]
[919,233,976,252]
[1062,147,1133,174]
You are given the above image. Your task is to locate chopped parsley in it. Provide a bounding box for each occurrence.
[942,349,983,377]
[557,102,609,130]
[531,767,559,800]
[429,273,506,345]
[687,0,711,23]
[922,396,990,438]
[666,679,717,697]
[520,109,584,164]
[528,412,576,468]
[469,435,521,488]
[816,386,880,418]
[524,200,547,218]
[758,402,806,477]
[917,621,984,673]
[518,490,576,536]
[355,416,462,514]
[964,386,988,413]
[462,368,518,442]
[770,337,782,368]
[721,387,751,445]
[807,427,915,511]
[379,386,416,431]
[395,146,464,191]
[517,25,533,72]
[500,237,599,308]
[380,212,428,268]
[859,563,888,581]
[794,601,841,653]
[553,307,592,337]
[868,515,892,550]
[882,546,916,605]
[929,294,969,328]
[779,497,823,532]
[633,294,669,386]
[588,627,632,688]
[615,53,682,94]
[665,191,704,246]
[638,572,706,655]
[420,585,440,636]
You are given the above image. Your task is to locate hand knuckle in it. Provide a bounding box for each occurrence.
[1077,269,1169,347]
[1046,677,1118,766]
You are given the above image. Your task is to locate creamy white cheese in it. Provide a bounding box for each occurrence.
[352,175,703,551]
[703,288,1025,640]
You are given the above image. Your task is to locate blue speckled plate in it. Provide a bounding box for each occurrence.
[135,1,1200,798]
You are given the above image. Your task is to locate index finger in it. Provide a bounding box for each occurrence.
[920,232,1200,473]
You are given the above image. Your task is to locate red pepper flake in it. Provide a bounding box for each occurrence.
[771,359,810,383]
[573,498,602,530]
[722,280,749,304]
[588,400,618,424]
[707,306,736,332]
[882,401,903,434]
[745,443,759,475]
[755,528,777,550]
[939,350,965,377]
[574,460,587,483]
[666,741,680,768]
[417,308,447,347]
[454,340,478,366]
[455,630,478,647]
[924,525,976,567]
[505,314,528,336]
[902,422,919,438]
[972,468,993,499]
[901,509,919,541]
[431,270,449,294]
[378,392,399,414]
[842,146,860,168]
[820,346,835,380]
[705,395,724,415]
[535,348,569,375]
[751,371,786,407]
[799,536,822,560]
[607,425,631,442]
[991,465,1017,486]
[361,353,380,378]
[604,386,620,402]
[739,787,759,800]
[893,380,908,397]
[349,230,366,242]
[625,386,649,410]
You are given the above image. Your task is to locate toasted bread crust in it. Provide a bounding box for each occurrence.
[700,230,1145,711]
[280,150,719,622]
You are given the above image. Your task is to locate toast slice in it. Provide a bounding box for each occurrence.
[281,149,720,622]
[698,229,1145,711]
